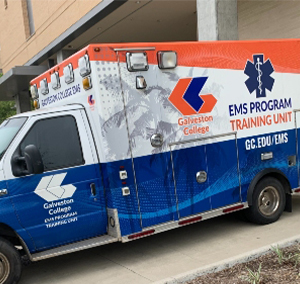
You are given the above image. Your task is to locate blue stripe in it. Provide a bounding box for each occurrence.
[183,77,207,112]
[103,129,298,236]
[0,129,297,247]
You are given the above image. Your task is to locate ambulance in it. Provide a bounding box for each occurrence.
[0,40,299,283]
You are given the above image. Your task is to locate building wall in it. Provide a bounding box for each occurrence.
[238,0,300,40]
[0,0,101,73]
[1,0,300,74]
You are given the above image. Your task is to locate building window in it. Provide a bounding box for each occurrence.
[22,0,35,38]
[26,0,34,35]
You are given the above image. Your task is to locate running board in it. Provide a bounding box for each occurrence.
[31,235,118,261]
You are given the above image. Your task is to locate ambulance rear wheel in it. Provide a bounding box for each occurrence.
[246,177,285,224]
[0,237,22,284]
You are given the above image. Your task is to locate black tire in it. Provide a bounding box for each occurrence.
[0,237,22,284]
[245,177,286,225]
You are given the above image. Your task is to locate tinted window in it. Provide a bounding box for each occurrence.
[0,117,27,160]
[20,116,84,171]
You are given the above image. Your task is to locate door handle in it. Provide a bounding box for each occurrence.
[90,183,96,196]
[0,189,8,196]
[196,171,207,183]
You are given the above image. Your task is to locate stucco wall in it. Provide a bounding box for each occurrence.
[0,0,101,73]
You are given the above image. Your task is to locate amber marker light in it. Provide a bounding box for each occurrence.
[82,77,92,90]
[33,100,39,109]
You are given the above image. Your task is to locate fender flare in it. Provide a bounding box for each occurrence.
[0,223,32,261]
[247,168,291,206]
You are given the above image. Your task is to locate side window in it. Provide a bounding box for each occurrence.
[20,116,84,171]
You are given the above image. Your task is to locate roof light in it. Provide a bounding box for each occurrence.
[64,64,74,84]
[51,72,60,90]
[30,84,39,99]
[78,54,91,77]
[40,79,49,95]
[157,51,177,69]
[82,76,92,90]
[126,52,149,72]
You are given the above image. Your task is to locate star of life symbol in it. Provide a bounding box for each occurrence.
[34,173,76,202]
[244,54,275,98]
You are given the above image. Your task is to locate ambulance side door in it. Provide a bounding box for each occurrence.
[4,109,107,251]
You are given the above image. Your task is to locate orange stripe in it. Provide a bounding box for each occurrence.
[31,39,300,87]
[110,40,300,73]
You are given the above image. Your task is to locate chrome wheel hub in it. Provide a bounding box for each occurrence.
[0,253,9,284]
[258,186,280,216]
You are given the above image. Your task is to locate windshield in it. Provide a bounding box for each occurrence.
[0,117,27,160]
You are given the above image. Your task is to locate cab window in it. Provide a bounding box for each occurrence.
[20,116,84,171]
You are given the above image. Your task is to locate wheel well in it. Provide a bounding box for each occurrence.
[0,223,22,246]
[247,169,291,206]
[0,224,32,261]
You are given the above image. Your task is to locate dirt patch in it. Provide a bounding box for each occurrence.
[185,245,300,284]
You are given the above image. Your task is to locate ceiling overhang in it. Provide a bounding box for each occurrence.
[0,66,47,100]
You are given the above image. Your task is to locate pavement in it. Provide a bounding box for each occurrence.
[20,195,300,284]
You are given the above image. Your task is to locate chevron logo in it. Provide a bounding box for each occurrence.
[168,77,217,116]
[34,173,76,202]
[88,95,95,106]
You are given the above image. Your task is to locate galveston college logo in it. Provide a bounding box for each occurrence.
[168,77,217,116]
[34,173,77,202]
[88,95,95,106]
[244,54,275,98]
[169,77,217,136]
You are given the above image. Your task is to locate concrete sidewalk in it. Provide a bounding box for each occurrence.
[20,195,300,284]
[154,233,300,284]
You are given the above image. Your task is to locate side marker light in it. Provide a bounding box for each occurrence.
[82,77,92,90]
[223,204,244,214]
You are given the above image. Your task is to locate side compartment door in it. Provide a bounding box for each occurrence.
[170,134,240,219]
[4,109,107,251]
[117,49,177,228]
[170,141,211,219]
[206,135,241,209]
[296,111,300,186]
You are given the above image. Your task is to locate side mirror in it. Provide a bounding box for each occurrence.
[24,145,44,175]
[11,145,44,177]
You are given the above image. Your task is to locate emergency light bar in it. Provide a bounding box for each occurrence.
[51,72,60,90]
[157,51,177,69]
[40,78,49,95]
[64,64,74,84]
[126,52,149,72]
[78,54,91,77]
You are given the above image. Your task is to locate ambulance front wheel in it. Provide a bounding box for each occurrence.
[246,177,285,224]
[0,237,22,284]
